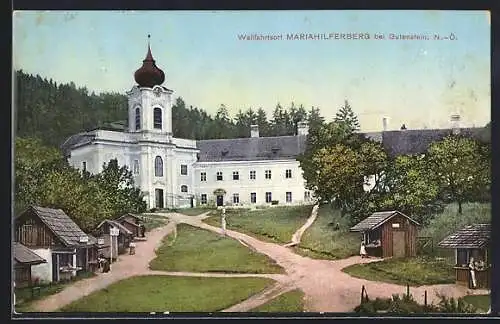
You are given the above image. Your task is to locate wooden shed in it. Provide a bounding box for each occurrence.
[438,224,491,289]
[115,213,145,238]
[350,210,419,258]
[15,206,100,283]
[95,220,134,259]
[13,242,47,287]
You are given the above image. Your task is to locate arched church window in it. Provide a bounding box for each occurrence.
[135,107,141,131]
[153,107,162,129]
[154,156,163,177]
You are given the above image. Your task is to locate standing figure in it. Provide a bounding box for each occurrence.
[140,224,146,238]
[129,241,136,255]
[360,242,368,258]
[221,208,227,236]
[469,257,477,289]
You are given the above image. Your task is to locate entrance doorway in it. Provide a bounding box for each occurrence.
[216,195,224,207]
[392,231,406,258]
[51,254,59,282]
[155,189,164,209]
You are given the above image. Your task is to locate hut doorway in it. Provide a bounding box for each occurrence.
[393,231,406,258]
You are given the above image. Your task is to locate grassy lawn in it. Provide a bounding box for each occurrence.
[203,205,313,244]
[462,294,490,312]
[177,207,214,216]
[15,271,96,312]
[250,289,305,312]
[342,256,455,286]
[294,204,360,260]
[60,275,274,312]
[141,214,168,231]
[149,223,284,273]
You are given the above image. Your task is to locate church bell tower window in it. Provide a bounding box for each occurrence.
[153,107,162,129]
[135,107,141,131]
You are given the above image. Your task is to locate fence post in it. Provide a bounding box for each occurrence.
[360,285,365,304]
[406,284,410,297]
[424,290,427,306]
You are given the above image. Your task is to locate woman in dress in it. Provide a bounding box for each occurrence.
[469,257,477,289]
[360,242,368,258]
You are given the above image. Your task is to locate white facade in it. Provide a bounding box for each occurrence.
[30,248,52,283]
[195,160,313,207]
[66,51,313,210]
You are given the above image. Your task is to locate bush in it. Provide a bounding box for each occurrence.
[354,293,478,314]
[271,200,279,205]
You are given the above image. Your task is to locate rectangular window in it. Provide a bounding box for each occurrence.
[181,185,188,193]
[251,192,257,203]
[233,193,240,204]
[286,192,292,202]
[82,161,87,172]
[265,192,272,203]
[249,170,256,180]
[201,194,207,205]
[217,171,223,181]
[233,171,239,180]
[285,169,292,178]
[133,160,139,175]
[180,164,188,175]
[200,172,207,182]
[304,191,311,200]
[265,170,272,179]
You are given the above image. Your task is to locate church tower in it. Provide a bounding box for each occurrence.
[127,36,173,135]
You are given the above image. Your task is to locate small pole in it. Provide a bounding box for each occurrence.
[361,285,365,304]
[406,283,410,297]
[424,290,427,306]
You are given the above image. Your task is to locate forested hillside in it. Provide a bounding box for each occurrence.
[14,70,327,148]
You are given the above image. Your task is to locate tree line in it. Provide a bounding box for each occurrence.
[15,70,326,148]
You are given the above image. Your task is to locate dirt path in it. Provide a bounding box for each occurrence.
[30,211,489,313]
[157,212,489,312]
[284,204,319,248]
[29,222,177,312]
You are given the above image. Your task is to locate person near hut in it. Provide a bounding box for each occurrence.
[221,208,227,236]
[140,224,146,238]
[360,242,368,258]
[129,241,136,255]
[469,257,477,289]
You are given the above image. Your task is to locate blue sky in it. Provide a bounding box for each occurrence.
[13,10,490,132]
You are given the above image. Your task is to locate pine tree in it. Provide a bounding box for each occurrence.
[334,100,360,133]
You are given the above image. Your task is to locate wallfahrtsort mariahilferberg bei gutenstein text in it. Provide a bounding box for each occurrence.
[237,32,458,41]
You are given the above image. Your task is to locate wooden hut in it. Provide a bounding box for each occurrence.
[115,213,144,238]
[15,206,100,283]
[13,242,47,287]
[350,210,419,258]
[438,224,491,289]
[94,220,134,259]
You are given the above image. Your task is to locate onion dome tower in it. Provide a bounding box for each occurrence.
[134,35,165,88]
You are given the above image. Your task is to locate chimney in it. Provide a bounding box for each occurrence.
[250,124,259,138]
[382,117,388,132]
[451,114,461,135]
[297,121,309,136]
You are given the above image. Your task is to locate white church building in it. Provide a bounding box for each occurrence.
[62,42,314,209]
[62,42,483,210]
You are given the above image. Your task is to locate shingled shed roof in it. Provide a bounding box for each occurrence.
[13,242,47,265]
[350,210,419,232]
[19,206,94,248]
[96,219,133,236]
[116,213,143,223]
[438,224,490,249]
[196,135,308,162]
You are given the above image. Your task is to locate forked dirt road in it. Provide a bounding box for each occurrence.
[163,211,489,312]
[28,210,489,313]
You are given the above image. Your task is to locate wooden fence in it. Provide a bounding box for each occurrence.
[360,284,429,307]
